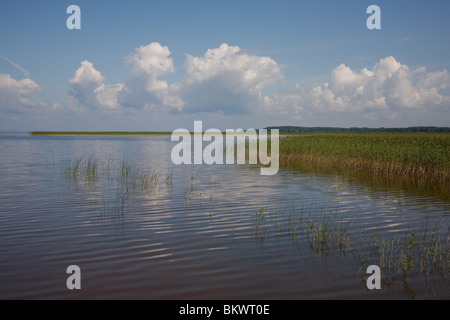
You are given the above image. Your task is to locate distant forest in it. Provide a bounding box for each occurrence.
[264,126,450,133]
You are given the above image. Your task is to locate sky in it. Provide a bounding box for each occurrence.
[1,0,450,131]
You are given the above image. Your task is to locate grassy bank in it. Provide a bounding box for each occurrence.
[30,131,173,136]
[279,133,450,183]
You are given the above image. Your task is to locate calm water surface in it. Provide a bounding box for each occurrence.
[0,134,448,299]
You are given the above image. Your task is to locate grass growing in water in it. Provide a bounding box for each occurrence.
[63,156,173,217]
[371,225,449,279]
[279,133,450,184]
[254,206,449,288]
[255,206,352,255]
[63,156,102,183]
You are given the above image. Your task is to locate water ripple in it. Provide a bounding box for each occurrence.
[0,135,448,299]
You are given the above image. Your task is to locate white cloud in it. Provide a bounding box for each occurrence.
[68,43,183,112]
[2,42,448,130]
[0,73,43,112]
[65,45,449,126]
[69,60,124,111]
[175,43,284,114]
[125,42,175,90]
[267,56,450,121]
[68,43,283,115]
[119,42,183,111]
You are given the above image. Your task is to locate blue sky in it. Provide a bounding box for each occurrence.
[1,0,450,131]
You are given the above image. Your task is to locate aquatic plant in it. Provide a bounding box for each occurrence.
[279,133,450,184]
[253,205,449,288]
[62,156,174,218]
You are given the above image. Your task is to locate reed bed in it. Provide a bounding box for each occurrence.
[279,133,450,183]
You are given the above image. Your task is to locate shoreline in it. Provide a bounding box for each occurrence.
[29,131,290,137]
[29,132,174,136]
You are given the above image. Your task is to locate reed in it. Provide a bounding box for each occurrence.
[62,156,173,217]
[63,156,102,181]
[371,228,449,281]
[254,205,352,254]
[254,205,449,283]
[279,133,450,184]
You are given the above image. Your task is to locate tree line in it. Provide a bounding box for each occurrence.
[264,126,450,133]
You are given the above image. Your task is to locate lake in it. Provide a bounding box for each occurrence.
[0,133,448,300]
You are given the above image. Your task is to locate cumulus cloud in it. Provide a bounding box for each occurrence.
[125,42,175,90]
[0,73,43,112]
[175,43,284,114]
[119,42,183,111]
[69,43,183,112]
[69,60,124,111]
[66,44,449,125]
[68,43,283,115]
[267,56,450,121]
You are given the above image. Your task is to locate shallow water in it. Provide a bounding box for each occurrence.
[0,134,448,300]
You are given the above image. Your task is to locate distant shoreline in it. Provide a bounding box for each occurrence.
[29,131,285,137]
[29,132,173,136]
[30,126,450,136]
